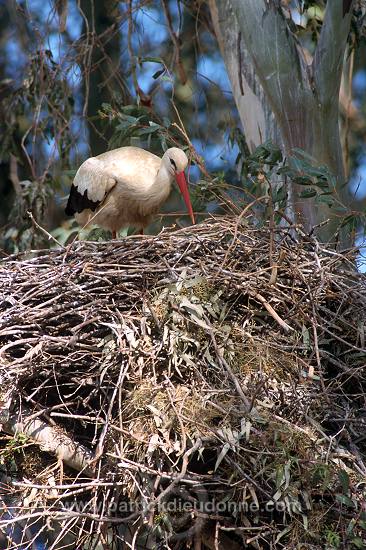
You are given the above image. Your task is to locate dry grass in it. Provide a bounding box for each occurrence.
[0,216,365,549]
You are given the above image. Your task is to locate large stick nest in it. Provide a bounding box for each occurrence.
[0,217,366,549]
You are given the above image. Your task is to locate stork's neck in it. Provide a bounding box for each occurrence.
[149,163,173,205]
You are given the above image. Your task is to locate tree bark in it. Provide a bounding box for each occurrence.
[209,0,355,246]
[209,0,282,151]
[4,407,95,476]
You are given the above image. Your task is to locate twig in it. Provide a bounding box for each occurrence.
[28,211,64,248]
[249,290,293,332]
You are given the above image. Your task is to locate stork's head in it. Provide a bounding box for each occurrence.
[163,148,195,225]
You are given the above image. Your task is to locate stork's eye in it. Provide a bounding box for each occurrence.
[170,158,177,170]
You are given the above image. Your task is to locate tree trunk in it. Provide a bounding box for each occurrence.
[209,0,282,152]
[80,0,129,155]
[209,0,355,246]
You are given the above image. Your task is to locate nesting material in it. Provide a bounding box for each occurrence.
[0,217,365,549]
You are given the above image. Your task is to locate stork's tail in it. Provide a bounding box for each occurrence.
[65,184,99,216]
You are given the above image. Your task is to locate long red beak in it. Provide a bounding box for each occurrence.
[175,171,195,225]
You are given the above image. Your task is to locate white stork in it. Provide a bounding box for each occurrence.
[65,146,195,237]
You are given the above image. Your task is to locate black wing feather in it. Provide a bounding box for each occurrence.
[65,184,100,216]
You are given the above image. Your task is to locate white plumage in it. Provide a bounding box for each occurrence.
[65,146,195,237]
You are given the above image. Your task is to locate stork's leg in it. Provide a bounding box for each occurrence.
[112,230,117,239]
[133,227,144,235]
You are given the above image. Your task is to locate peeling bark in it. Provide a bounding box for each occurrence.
[209,0,282,152]
[209,0,355,246]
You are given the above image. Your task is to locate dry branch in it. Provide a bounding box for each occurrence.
[0,217,365,549]
[3,408,94,477]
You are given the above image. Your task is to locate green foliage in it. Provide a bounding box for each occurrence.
[100,103,189,155]
[278,148,337,206]
[338,468,350,495]
[311,462,332,491]
[325,529,341,549]
[0,433,29,465]
[0,46,76,252]
[0,49,74,169]
[230,132,366,235]
[2,178,52,253]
